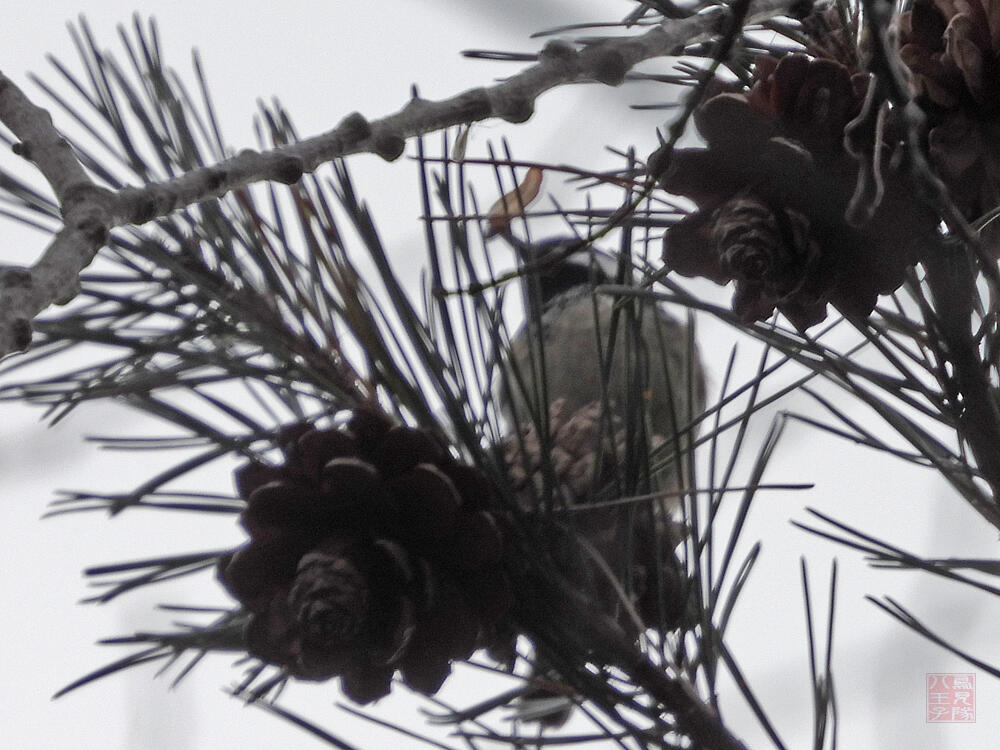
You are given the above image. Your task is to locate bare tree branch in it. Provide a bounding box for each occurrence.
[0,0,790,361]
[0,70,111,357]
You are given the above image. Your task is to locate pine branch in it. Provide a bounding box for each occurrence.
[0,70,110,356]
[15,3,999,747]
[855,0,1000,516]
[0,0,793,362]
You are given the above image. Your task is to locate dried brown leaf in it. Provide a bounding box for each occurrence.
[485,166,543,235]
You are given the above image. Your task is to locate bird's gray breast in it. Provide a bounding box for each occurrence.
[502,288,703,437]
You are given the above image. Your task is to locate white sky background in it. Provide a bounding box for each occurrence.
[2,1,1000,748]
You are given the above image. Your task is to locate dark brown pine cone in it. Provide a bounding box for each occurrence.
[899,0,1000,251]
[661,53,941,328]
[217,411,510,703]
[711,196,830,325]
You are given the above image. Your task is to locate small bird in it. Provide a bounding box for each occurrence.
[495,231,705,727]
[498,232,705,506]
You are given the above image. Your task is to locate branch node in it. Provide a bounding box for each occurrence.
[133,195,159,224]
[338,111,372,143]
[10,317,32,351]
[539,39,578,66]
[271,154,304,184]
[119,184,176,224]
[76,217,109,246]
[581,45,629,86]
[0,266,33,289]
[498,96,534,124]
[11,140,31,159]
[371,130,406,161]
[204,167,226,192]
[60,183,112,214]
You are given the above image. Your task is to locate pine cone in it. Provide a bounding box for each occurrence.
[899,0,1000,250]
[711,196,831,325]
[503,398,645,504]
[661,54,941,327]
[217,411,510,702]
[898,0,1000,110]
